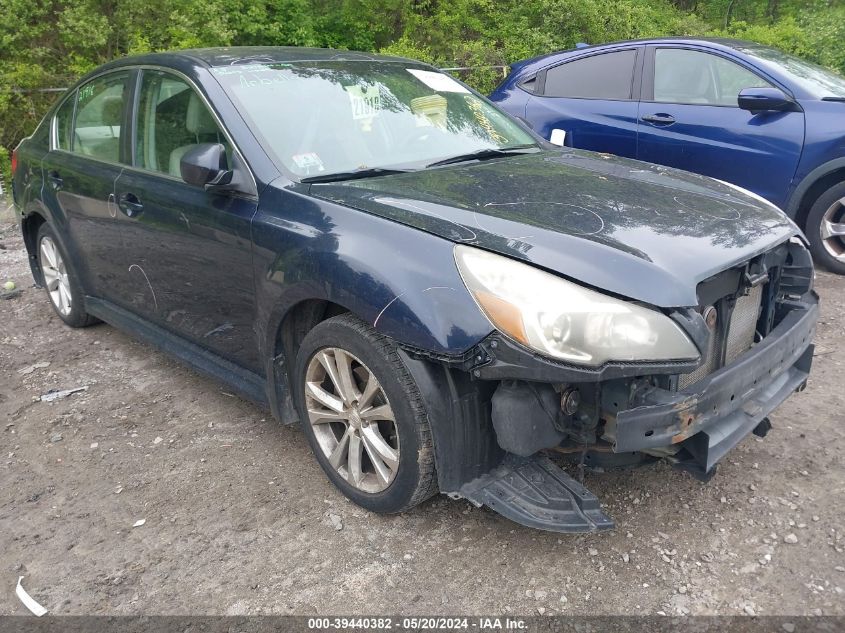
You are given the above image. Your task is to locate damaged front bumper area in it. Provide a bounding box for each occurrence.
[447,292,817,534]
[402,243,819,534]
[612,295,817,476]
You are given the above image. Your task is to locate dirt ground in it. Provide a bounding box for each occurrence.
[1,199,844,618]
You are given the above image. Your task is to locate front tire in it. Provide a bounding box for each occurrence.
[292,314,438,513]
[36,223,97,327]
[805,181,845,275]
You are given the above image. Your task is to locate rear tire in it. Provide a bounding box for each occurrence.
[36,223,97,327]
[292,313,438,513]
[805,181,845,275]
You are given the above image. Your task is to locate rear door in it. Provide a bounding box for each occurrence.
[113,68,261,370]
[40,70,133,298]
[524,47,643,157]
[637,46,805,208]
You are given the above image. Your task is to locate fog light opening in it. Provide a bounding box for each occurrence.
[560,387,581,416]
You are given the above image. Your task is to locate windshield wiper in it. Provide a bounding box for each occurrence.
[821,96,845,102]
[426,145,538,168]
[301,167,413,183]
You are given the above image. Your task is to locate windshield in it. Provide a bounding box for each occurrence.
[737,45,845,99]
[212,61,536,179]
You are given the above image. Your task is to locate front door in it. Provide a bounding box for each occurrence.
[637,46,805,208]
[40,71,133,299]
[113,69,260,371]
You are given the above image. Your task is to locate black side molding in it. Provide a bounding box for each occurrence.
[458,453,615,533]
[86,296,269,407]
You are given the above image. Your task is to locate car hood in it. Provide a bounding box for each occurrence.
[309,150,799,307]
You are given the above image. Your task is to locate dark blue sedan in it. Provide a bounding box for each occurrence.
[490,38,845,274]
[11,47,819,533]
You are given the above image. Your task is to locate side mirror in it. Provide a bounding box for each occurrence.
[738,87,794,113]
[180,143,233,188]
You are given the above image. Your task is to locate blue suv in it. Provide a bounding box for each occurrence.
[491,38,845,274]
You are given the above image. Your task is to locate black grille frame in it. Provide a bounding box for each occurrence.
[675,240,807,391]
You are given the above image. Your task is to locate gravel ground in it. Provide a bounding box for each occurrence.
[1,200,844,617]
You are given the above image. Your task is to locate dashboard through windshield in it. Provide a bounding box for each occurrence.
[212,61,537,179]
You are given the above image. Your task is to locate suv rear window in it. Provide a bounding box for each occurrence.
[542,50,637,100]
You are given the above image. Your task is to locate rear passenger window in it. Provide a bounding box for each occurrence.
[542,51,637,100]
[135,70,228,177]
[72,72,129,163]
[54,92,76,151]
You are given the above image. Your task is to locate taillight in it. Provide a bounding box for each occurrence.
[10,147,17,177]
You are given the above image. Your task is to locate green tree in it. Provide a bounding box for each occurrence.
[1,0,844,179]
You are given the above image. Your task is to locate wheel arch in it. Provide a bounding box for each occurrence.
[264,295,504,494]
[265,297,351,426]
[787,160,845,230]
[262,269,494,427]
[20,210,49,284]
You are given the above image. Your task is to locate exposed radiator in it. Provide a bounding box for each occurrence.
[678,284,763,390]
[725,284,763,365]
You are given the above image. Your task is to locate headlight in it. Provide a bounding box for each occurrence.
[454,245,700,366]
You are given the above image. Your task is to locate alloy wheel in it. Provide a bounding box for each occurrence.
[304,347,400,493]
[40,236,72,316]
[820,197,845,263]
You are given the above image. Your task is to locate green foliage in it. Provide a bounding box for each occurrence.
[384,0,708,91]
[0,145,9,190]
[1,0,843,179]
[717,5,845,75]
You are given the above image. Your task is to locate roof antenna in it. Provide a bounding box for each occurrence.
[575,42,590,49]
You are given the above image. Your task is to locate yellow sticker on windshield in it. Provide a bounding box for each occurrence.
[411,94,448,128]
[465,97,508,144]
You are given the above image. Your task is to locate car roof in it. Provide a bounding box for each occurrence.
[507,37,770,77]
[101,46,422,70]
[564,36,760,52]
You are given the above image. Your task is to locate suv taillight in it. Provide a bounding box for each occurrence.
[10,147,18,177]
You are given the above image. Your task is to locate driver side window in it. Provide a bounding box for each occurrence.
[135,70,229,177]
[653,49,772,106]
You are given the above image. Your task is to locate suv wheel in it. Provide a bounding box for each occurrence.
[293,314,437,513]
[806,181,845,275]
[37,223,97,327]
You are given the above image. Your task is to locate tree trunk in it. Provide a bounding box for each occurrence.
[725,0,739,29]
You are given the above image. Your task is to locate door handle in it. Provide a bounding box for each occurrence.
[641,113,676,125]
[47,170,63,190]
[117,192,144,218]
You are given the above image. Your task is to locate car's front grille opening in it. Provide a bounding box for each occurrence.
[674,240,812,392]
[677,284,764,391]
[725,284,763,365]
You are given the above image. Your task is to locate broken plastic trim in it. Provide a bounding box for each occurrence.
[458,453,614,533]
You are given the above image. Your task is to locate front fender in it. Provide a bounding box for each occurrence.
[252,185,493,358]
[251,185,494,422]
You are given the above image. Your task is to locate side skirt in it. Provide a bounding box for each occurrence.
[86,297,269,407]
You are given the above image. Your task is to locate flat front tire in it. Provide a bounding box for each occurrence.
[293,314,438,513]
